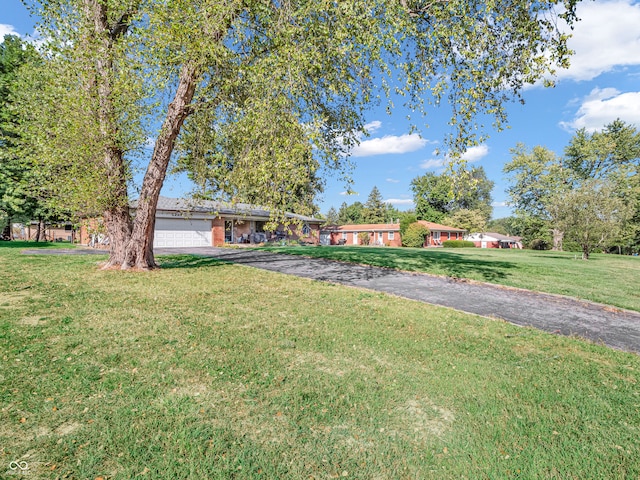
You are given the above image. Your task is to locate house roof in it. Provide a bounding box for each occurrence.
[467,232,521,242]
[332,223,400,231]
[131,196,323,223]
[417,220,467,232]
[325,220,466,233]
[482,232,521,242]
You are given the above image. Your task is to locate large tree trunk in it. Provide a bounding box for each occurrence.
[2,216,11,240]
[86,0,134,269]
[552,228,563,251]
[122,61,199,270]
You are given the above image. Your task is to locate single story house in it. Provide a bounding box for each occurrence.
[466,232,523,249]
[321,220,466,247]
[79,196,323,248]
[12,222,76,242]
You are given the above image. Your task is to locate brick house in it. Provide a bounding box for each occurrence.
[321,221,466,247]
[79,196,323,248]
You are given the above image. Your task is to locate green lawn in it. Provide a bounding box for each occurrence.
[259,245,640,312]
[2,242,639,479]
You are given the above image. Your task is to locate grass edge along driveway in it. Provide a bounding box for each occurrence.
[258,245,640,312]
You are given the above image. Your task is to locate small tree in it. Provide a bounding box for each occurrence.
[402,222,429,248]
[548,180,631,259]
[358,231,370,245]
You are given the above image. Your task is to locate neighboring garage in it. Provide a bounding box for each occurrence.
[153,217,213,248]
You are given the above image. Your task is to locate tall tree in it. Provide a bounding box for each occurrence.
[16,0,579,269]
[337,201,365,225]
[504,144,570,250]
[324,206,339,226]
[363,186,386,224]
[564,120,640,180]
[411,167,493,222]
[564,120,640,252]
[411,172,450,222]
[0,35,40,238]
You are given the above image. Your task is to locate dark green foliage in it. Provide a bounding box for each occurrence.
[0,35,42,236]
[530,238,551,250]
[402,222,429,248]
[324,206,339,225]
[363,186,386,223]
[442,240,475,248]
[399,212,418,237]
[411,167,493,222]
[337,201,365,225]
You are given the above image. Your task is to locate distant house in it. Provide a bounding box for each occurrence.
[79,196,323,248]
[321,220,466,247]
[417,221,467,247]
[13,221,76,242]
[466,232,522,249]
[323,223,403,247]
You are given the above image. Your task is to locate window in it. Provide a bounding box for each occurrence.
[342,232,347,240]
[302,223,311,236]
[388,231,395,240]
[433,231,441,240]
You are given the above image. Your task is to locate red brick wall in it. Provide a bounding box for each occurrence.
[212,217,225,246]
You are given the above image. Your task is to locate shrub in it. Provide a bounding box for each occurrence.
[402,222,429,248]
[442,240,476,248]
[530,238,551,250]
[399,213,418,237]
[358,231,370,245]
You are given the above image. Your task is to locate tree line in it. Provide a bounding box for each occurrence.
[501,120,640,259]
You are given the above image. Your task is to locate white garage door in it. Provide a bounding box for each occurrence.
[154,218,212,248]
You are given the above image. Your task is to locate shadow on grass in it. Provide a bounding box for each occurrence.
[263,246,518,282]
[157,254,225,270]
[0,240,72,249]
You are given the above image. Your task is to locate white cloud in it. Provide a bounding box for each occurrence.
[385,198,414,206]
[0,24,20,38]
[364,120,382,133]
[420,158,445,169]
[461,145,489,162]
[419,144,488,169]
[553,0,640,82]
[560,88,640,131]
[491,201,508,208]
[351,133,428,157]
[386,178,400,183]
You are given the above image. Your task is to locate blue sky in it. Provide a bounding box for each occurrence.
[3,0,640,218]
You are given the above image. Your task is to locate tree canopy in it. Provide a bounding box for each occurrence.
[504,121,640,255]
[0,35,43,237]
[411,166,494,223]
[13,0,579,269]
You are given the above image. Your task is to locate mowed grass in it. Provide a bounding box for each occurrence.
[1,242,639,479]
[259,245,640,312]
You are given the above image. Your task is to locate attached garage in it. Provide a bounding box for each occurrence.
[153,217,212,248]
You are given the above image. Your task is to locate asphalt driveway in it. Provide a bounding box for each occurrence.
[156,247,640,355]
